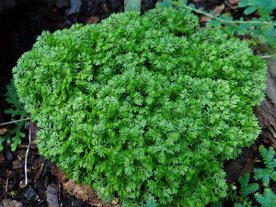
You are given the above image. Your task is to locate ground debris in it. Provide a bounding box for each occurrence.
[50,164,120,207]
[12,160,23,170]
[2,199,22,207]
[255,97,276,149]
[46,184,59,207]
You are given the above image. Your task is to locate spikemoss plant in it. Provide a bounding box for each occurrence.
[13,7,266,207]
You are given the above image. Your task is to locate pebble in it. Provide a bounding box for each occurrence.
[4,150,13,161]
[71,198,84,207]
[46,184,59,207]
[24,187,37,202]
[12,160,23,170]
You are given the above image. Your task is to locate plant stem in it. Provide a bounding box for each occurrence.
[181,4,276,25]
[0,118,30,126]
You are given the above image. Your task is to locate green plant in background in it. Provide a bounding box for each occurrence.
[255,188,275,207]
[161,0,276,52]
[145,198,157,207]
[0,80,28,151]
[124,0,141,12]
[208,0,276,50]
[213,146,276,207]
[13,5,266,207]
[254,145,276,187]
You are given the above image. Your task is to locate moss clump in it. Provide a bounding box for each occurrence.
[13,7,266,207]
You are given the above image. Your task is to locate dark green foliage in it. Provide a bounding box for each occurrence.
[164,0,276,50]
[254,146,276,187]
[209,0,276,50]
[255,188,276,207]
[13,6,266,206]
[145,198,157,207]
[239,0,275,19]
[213,145,276,207]
[238,174,259,197]
[0,80,28,151]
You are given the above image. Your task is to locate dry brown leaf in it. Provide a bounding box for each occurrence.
[213,4,225,16]
[228,0,240,5]
[86,16,100,24]
[200,4,225,23]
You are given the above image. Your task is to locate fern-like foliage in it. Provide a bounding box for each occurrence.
[213,145,276,207]
[0,80,28,151]
[161,0,276,50]
[124,0,141,12]
[255,188,276,207]
[13,6,266,207]
[238,174,259,197]
[146,198,157,207]
[254,146,276,187]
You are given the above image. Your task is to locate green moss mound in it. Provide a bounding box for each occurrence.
[13,7,266,207]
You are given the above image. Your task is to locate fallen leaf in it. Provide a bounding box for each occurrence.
[86,16,100,24]
[213,4,225,16]
[228,0,239,5]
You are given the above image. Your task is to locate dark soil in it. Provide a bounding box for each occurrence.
[0,0,274,207]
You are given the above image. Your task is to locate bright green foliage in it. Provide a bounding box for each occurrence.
[254,146,276,187]
[13,7,266,207]
[255,188,276,207]
[0,80,28,151]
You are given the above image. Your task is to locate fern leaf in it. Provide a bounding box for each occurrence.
[259,146,276,170]
[254,168,271,187]
[254,146,276,186]
[238,174,259,197]
[124,0,141,12]
[255,188,276,207]
[146,198,157,207]
[0,80,28,151]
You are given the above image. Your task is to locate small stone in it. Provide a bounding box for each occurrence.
[71,198,84,207]
[2,199,22,207]
[24,188,37,202]
[12,160,23,170]
[46,184,59,207]
[65,0,82,16]
[5,150,13,161]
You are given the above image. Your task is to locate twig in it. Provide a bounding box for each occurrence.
[5,177,9,195]
[181,4,276,26]
[0,118,30,126]
[20,125,32,188]
[260,55,276,59]
[24,126,32,185]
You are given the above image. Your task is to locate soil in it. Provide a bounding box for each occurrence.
[0,1,275,207]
